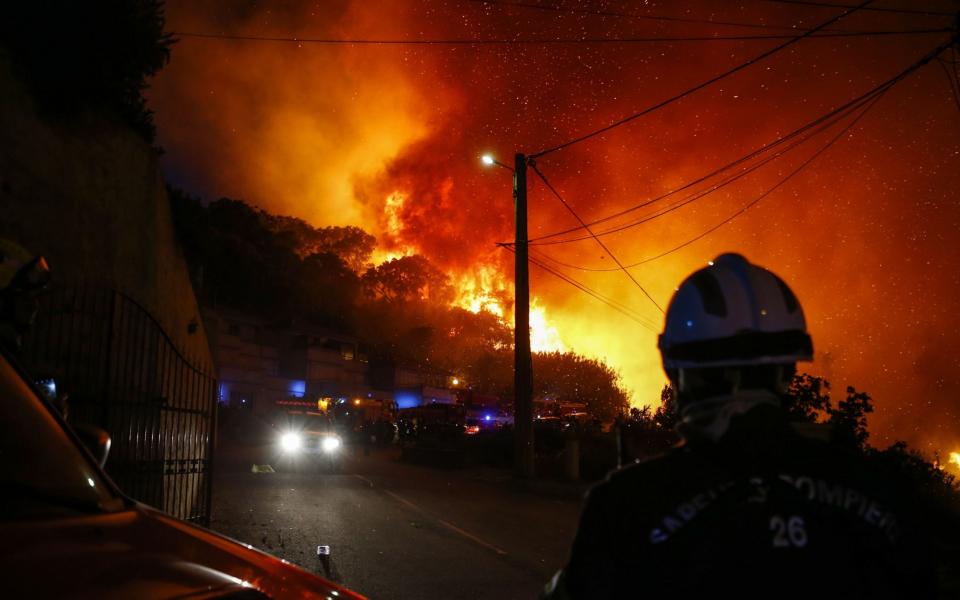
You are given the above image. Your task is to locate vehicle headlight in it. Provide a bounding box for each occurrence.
[280,432,302,453]
[321,437,341,453]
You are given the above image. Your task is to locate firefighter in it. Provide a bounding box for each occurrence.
[543,253,938,599]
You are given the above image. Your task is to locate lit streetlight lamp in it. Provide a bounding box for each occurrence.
[480,154,512,170]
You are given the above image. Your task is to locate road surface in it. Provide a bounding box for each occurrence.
[210,442,586,599]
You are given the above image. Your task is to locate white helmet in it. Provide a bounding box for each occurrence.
[658,253,812,370]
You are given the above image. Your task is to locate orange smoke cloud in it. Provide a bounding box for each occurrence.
[151,1,960,452]
[152,2,436,227]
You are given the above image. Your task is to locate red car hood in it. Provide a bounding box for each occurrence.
[0,504,365,599]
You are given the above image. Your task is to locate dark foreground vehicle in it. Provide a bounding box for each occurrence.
[0,348,365,599]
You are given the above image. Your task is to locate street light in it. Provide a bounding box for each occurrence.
[480,154,512,170]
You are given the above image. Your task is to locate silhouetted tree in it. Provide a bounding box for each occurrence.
[168,191,362,328]
[0,0,172,141]
[653,384,678,431]
[361,255,453,305]
[829,386,873,451]
[168,192,654,426]
[296,252,361,329]
[533,352,629,421]
[781,374,874,451]
[263,215,375,272]
[784,373,832,423]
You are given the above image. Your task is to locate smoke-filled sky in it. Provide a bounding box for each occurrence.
[151,0,960,454]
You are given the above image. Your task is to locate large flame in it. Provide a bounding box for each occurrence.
[950,452,960,470]
[451,261,566,353]
[370,191,416,264]
[453,264,507,318]
[529,299,566,353]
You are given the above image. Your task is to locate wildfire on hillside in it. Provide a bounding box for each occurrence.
[453,264,507,319]
[453,265,566,354]
[152,0,960,450]
[380,193,568,354]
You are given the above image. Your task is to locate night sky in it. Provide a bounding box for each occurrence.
[151,1,960,456]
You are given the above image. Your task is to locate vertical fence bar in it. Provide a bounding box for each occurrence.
[205,375,216,526]
[100,290,116,430]
[131,302,146,501]
[174,351,186,520]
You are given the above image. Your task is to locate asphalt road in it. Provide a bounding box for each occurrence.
[210,442,586,600]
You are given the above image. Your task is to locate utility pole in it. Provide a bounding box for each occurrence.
[513,153,534,479]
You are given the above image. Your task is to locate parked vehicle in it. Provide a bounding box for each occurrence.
[397,403,466,445]
[0,346,365,599]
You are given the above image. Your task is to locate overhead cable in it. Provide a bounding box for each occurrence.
[762,0,953,17]
[168,26,949,45]
[540,89,886,273]
[530,106,860,248]
[937,56,960,111]
[466,0,877,32]
[528,90,879,267]
[529,162,665,313]
[501,245,661,333]
[528,0,874,159]
[520,36,956,245]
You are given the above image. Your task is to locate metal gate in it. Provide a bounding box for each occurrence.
[19,286,217,524]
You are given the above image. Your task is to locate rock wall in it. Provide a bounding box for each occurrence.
[0,54,212,366]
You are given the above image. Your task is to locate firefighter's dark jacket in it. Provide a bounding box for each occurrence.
[544,402,949,599]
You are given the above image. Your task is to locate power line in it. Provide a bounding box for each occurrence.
[524,87,881,245]
[762,0,954,16]
[955,46,960,99]
[505,244,658,327]
[528,0,873,159]
[529,162,665,313]
[465,0,877,32]
[540,90,886,273]
[528,254,661,332]
[521,36,955,246]
[529,91,877,267]
[501,244,662,332]
[937,56,960,111]
[528,100,865,248]
[617,90,887,266]
[167,27,948,45]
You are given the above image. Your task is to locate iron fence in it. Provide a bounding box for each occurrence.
[20,286,217,524]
